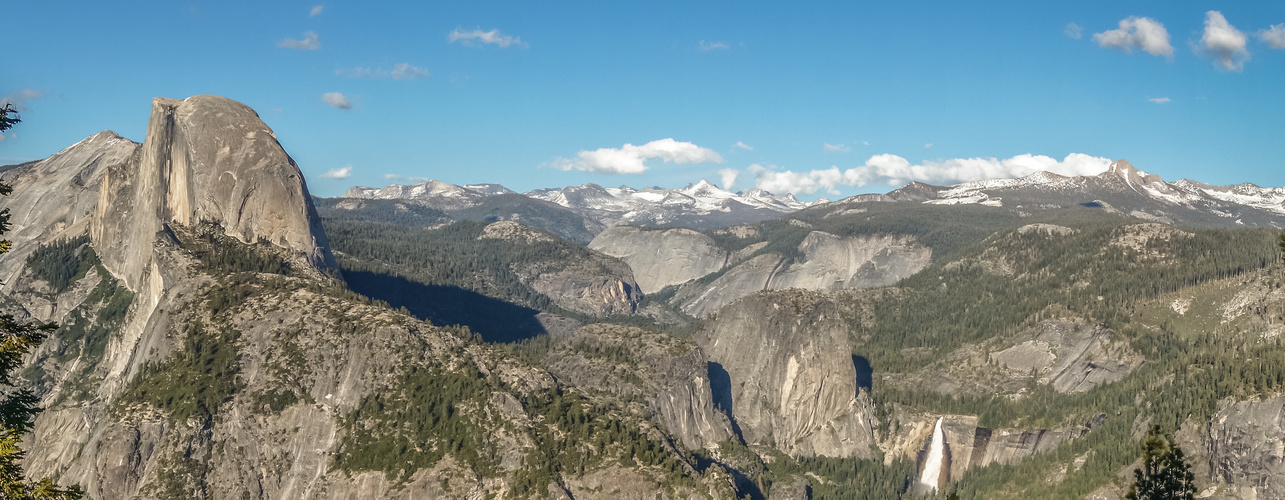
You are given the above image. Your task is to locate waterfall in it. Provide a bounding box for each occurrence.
[918,417,947,491]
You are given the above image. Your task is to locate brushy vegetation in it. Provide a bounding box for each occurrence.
[118,321,242,422]
[335,359,697,496]
[25,234,96,293]
[21,242,134,405]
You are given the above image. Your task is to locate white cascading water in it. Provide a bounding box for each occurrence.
[918,417,946,491]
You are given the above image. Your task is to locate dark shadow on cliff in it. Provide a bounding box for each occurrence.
[853,355,873,393]
[342,270,547,343]
[707,361,744,441]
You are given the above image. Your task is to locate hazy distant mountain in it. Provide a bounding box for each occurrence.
[856,159,1285,228]
[343,178,822,235]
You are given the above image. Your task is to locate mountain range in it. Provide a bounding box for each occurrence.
[8,95,1285,499]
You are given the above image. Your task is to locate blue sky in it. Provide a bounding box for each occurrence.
[4,1,1285,199]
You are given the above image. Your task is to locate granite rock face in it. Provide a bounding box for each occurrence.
[882,412,1097,485]
[594,226,931,318]
[1191,396,1285,499]
[92,95,336,291]
[487,221,643,317]
[542,324,735,451]
[698,290,877,458]
[589,226,728,294]
[0,131,138,288]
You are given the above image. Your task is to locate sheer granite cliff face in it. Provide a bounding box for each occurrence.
[592,226,931,318]
[0,131,138,288]
[541,324,735,451]
[697,290,878,458]
[588,226,728,294]
[1174,396,1285,499]
[92,95,336,292]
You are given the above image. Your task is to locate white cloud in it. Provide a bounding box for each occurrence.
[547,138,725,174]
[1260,24,1285,49]
[337,63,430,80]
[448,28,526,48]
[320,165,352,179]
[924,143,933,149]
[699,40,730,51]
[0,134,5,142]
[1093,17,1173,58]
[733,141,753,151]
[718,168,740,190]
[310,5,323,16]
[1148,97,1171,103]
[278,31,320,50]
[0,88,45,111]
[1065,22,1083,39]
[862,141,870,146]
[322,92,351,109]
[744,153,1112,195]
[823,142,851,153]
[1197,11,1249,72]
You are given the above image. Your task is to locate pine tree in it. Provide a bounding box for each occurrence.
[0,100,83,499]
[1125,425,1195,500]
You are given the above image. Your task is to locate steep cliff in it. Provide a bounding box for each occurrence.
[0,131,138,287]
[92,95,336,292]
[672,231,930,318]
[487,221,643,318]
[541,324,735,451]
[589,226,728,294]
[697,290,877,458]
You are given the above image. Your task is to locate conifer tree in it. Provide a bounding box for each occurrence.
[0,101,83,499]
[1125,425,1195,500]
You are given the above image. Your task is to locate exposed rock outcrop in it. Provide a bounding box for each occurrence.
[884,412,1099,485]
[92,95,336,292]
[673,232,931,318]
[0,131,138,288]
[542,324,735,451]
[489,222,643,317]
[589,226,728,294]
[990,320,1143,393]
[1185,396,1285,499]
[698,290,877,458]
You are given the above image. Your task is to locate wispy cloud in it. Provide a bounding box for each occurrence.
[0,89,45,111]
[320,165,352,179]
[823,143,851,153]
[310,5,323,16]
[1093,17,1172,58]
[322,92,351,110]
[278,31,320,50]
[699,40,730,51]
[1064,22,1083,40]
[546,138,725,174]
[1260,24,1285,49]
[718,168,740,190]
[924,143,933,149]
[336,63,430,80]
[733,141,753,151]
[1196,11,1249,72]
[448,28,526,48]
[1148,97,1171,103]
[741,153,1111,196]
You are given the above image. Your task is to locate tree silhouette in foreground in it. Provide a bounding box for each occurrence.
[0,101,83,499]
[1125,425,1195,500]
